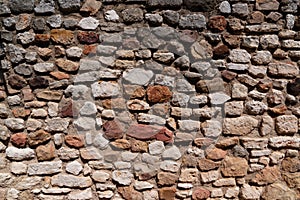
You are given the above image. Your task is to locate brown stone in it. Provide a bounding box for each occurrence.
[287,78,300,96]
[103,120,124,140]
[198,158,220,171]
[12,108,31,118]
[206,148,227,160]
[262,182,297,200]
[54,46,65,57]
[16,14,31,31]
[83,44,97,55]
[282,157,300,173]
[130,139,148,152]
[216,137,239,148]
[80,0,102,15]
[126,124,173,143]
[50,29,74,45]
[50,71,70,80]
[208,15,227,32]
[28,130,51,147]
[124,85,146,99]
[11,133,27,147]
[159,187,176,200]
[78,31,99,44]
[59,99,78,118]
[118,186,143,200]
[221,156,248,177]
[65,135,85,148]
[22,88,34,102]
[56,58,79,72]
[181,154,199,168]
[36,142,56,161]
[223,34,241,48]
[157,172,178,186]
[29,76,49,89]
[8,75,27,89]
[35,34,51,43]
[213,44,229,58]
[269,105,287,115]
[192,187,210,200]
[194,138,214,148]
[110,139,131,150]
[222,70,237,80]
[36,91,63,101]
[252,166,281,185]
[147,85,172,104]
[248,11,264,24]
[137,171,157,181]
[283,172,300,188]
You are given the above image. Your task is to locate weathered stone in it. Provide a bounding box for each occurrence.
[208,15,227,32]
[192,187,210,200]
[5,118,25,131]
[157,172,178,186]
[9,0,34,13]
[159,187,176,200]
[51,174,93,188]
[262,182,297,200]
[56,59,79,72]
[78,17,99,30]
[11,162,27,175]
[112,170,133,185]
[80,147,103,160]
[179,14,206,30]
[123,68,153,86]
[122,8,143,23]
[275,115,298,135]
[36,142,56,161]
[28,161,62,175]
[146,85,172,104]
[50,29,74,45]
[78,31,99,44]
[221,156,248,177]
[241,184,263,200]
[65,135,84,148]
[260,35,280,49]
[91,82,120,98]
[232,3,249,17]
[11,133,27,147]
[103,120,124,140]
[6,147,35,161]
[58,0,80,12]
[223,116,258,136]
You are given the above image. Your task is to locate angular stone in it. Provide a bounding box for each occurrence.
[5,118,25,131]
[229,49,251,63]
[219,1,231,13]
[65,135,84,148]
[148,0,182,7]
[34,0,55,14]
[58,0,80,12]
[68,188,93,200]
[92,170,110,183]
[157,172,178,186]
[147,85,172,104]
[123,68,154,86]
[122,8,144,23]
[179,14,206,30]
[36,142,56,161]
[221,156,248,177]
[91,82,120,98]
[275,115,298,135]
[192,187,210,200]
[200,170,219,183]
[15,177,42,190]
[256,0,279,10]
[56,59,79,72]
[9,0,34,13]
[208,15,227,32]
[11,133,27,147]
[6,147,35,161]
[28,161,62,175]
[50,29,74,45]
[77,31,99,44]
[162,146,181,160]
[209,92,231,105]
[105,10,120,22]
[103,120,124,140]
[28,130,51,147]
[66,160,83,175]
[112,170,133,185]
[260,35,280,49]
[241,184,262,200]
[45,117,69,132]
[223,116,258,136]
[232,3,249,17]
[57,147,79,161]
[51,174,93,188]
[80,147,103,160]
[33,63,55,73]
[262,182,297,200]
[11,162,27,175]
[78,17,99,30]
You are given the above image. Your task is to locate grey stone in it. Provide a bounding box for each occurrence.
[63,17,79,29]
[232,83,248,99]
[9,0,34,13]
[25,52,38,63]
[281,0,298,13]
[162,146,181,160]
[123,68,154,86]
[232,3,249,17]
[66,47,82,58]
[7,95,21,106]
[134,181,154,191]
[93,134,109,150]
[6,147,35,161]
[245,100,268,115]
[33,63,55,73]
[268,62,299,78]
[162,10,180,26]
[179,14,206,29]
[260,35,280,49]
[145,13,163,26]
[225,101,244,116]
[201,120,222,137]
[176,79,195,92]
[28,161,62,175]
[286,14,295,30]
[0,4,11,15]
[241,184,262,200]
[92,171,110,183]
[137,113,166,125]
[112,170,133,185]
[148,0,182,7]
[45,117,69,132]
[256,0,279,11]
[47,15,62,28]
[209,92,231,105]
[178,120,200,132]
[57,147,79,161]
[269,136,300,148]
[219,1,231,13]
[74,117,95,131]
[66,160,83,175]
[96,45,117,55]
[149,141,165,155]
[0,104,9,118]
[242,36,259,49]
[91,82,120,98]
[171,92,190,107]
[7,44,26,64]
[252,51,272,65]
[80,102,97,116]
[80,147,103,160]
[3,17,16,29]
[33,18,46,31]
[58,0,80,12]
[4,118,24,131]
[78,17,99,30]
[122,8,143,23]
[282,39,300,49]
[276,115,298,135]
[223,116,258,136]
[14,64,33,76]
[51,174,93,188]
[26,119,43,132]
[229,49,251,63]
[160,160,180,172]
[34,0,55,14]
[15,177,42,190]
[17,32,35,45]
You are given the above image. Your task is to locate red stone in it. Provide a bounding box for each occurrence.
[35,34,51,43]
[21,88,34,102]
[248,11,264,24]
[65,135,85,148]
[208,15,227,32]
[147,85,172,104]
[192,187,211,200]
[78,31,99,44]
[206,147,227,160]
[213,44,229,58]
[50,71,70,80]
[12,108,31,118]
[83,45,97,55]
[59,100,78,118]
[11,133,27,147]
[221,70,237,81]
[103,120,124,140]
[126,124,173,143]
[194,138,214,148]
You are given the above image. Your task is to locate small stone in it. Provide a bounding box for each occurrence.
[103,120,124,140]
[221,156,248,177]
[34,0,55,14]
[157,172,178,186]
[50,29,74,45]
[45,117,69,132]
[240,184,262,200]
[33,63,55,73]
[232,83,248,99]
[219,1,231,13]
[159,187,176,200]
[245,100,268,115]
[36,142,56,161]
[112,170,133,185]
[17,32,35,45]
[192,187,210,200]
[223,116,258,136]
[78,17,99,30]
[208,15,227,32]
[256,0,280,10]
[65,135,84,148]
[260,35,280,49]
[122,8,143,23]
[9,0,34,13]
[8,75,27,89]
[179,14,206,30]
[11,133,27,147]
[66,160,83,175]
[91,82,120,98]
[275,115,298,135]
[51,174,92,188]
[162,146,181,160]
[6,147,35,161]
[66,47,82,58]
[11,162,27,175]
[147,85,172,103]
[229,49,251,63]
[56,58,79,72]
[262,182,297,200]
[47,15,62,28]
[145,13,163,26]
[123,68,154,86]
[206,148,227,160]
[58,0,80,12]
[127,100,150,111]
[80,147,103,160]
[28,161,62,175]
[77,31,99,44]
[232,3,249,17]
[80,0,102,15]
[57,147,79,161]
[268,62,299,78]
[248,11,265,24]
[5,118,25,131]
[209,92,231,105]
[162,10,180,25]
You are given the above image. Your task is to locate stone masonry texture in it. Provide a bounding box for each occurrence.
[0,0,299,199]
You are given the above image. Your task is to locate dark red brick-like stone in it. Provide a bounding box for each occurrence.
[11,133,27,147]
[192,187,211,200]
[147,85,172,104]
[213,44,229,58]
[65,135,85,148]
[103,120,124,140]
[78,31,99,44]
[208,15,227,32]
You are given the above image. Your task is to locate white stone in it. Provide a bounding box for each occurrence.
[11,162,27,175]
[105,10,119,22]
[149,141,165,155]
[78,17,99,30]
[66,160,83,175]
[112,170,133,185]
[123,68,154,86]
[6,147,35,161]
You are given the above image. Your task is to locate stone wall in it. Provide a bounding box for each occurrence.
[0,0,299,199]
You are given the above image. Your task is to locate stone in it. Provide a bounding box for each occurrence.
[11,133,27,147]
[232,83,248,99]
[66,47,82,58]
[28,130,51,147]
[162,146,181,160]
[0,4,11,15]
[68,188,93,200]
[148,0,182,7]
[123,68,154,86]
[34,0,55,14]
[80,0,102,15]
[232,3,249,17]
[5,118,25,131]
[36,142,56,161]
[58,0,80,12]
[206,148,227,160]
[256,0,280,10]
[28,161,62,175]
[159,187,176,200]
[286,14,295,30]
[77,31,99,44]
[179,14,206,30]
[209,92,231,105]
[57,147,79,161]
[162,10,180,25]
[200,170,219,183]
[148,141,165,155]
[252,51,272,65]
[248,11,264,24]
[65,135,84,148]
[45,118,69,132]
[252,166,281,185]
[56,58,79,72]
[103,120,124,140]
[17,32,35,45]
[78,17,99,30]
[201,120,222,137]
[178,120,200,132]
[15,177,42,190]
[33,63,55,73]
[7,44,26,64]
[73,117,95,131]
[229,49,251,63]
[241,184,262,200]
[147,85,172,103]
[8,75,27,89]
[262,182,297,200]
[11,162,27,175]
[219,1,231,13]
[145,13,163,26]
[92,170,110,183]
[9,0,34,13]
[275,115,298,135]
[105,10,119,22]
[260,35,280,49]
[91,82,120,98]
[50,29,74,45]
[66,160,83,175]
[245,100,268,115]
[118,186,143,200]
[242,36,259,49]
[47,15,62,28]
[223,116,258,136]
[0,104,9,118]
[208,16,227,32]
[157,172,178,186]
[122,8,143,23]
[6,147,35,161]
[112,170,133,185]
[51,174,93,188]
[192,187,210,200]
[80,147,103,160]
[221,156,248,177]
